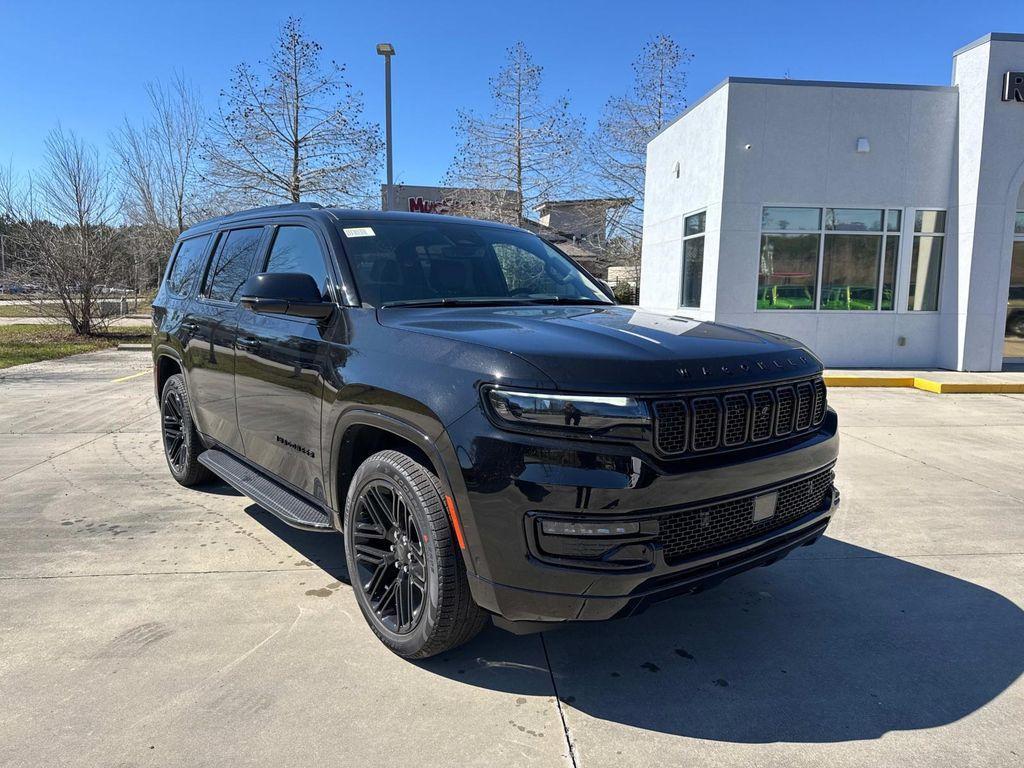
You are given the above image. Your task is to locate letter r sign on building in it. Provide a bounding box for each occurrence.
[1003,71,1024,102]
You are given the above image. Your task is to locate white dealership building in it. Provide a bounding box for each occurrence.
[641,33,1024,370]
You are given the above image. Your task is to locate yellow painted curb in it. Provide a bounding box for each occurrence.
[824,375,1024,394]
[824,376,916,388]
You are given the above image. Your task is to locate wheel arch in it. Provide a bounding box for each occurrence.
[327,409,477,576]
[154,351,183,398]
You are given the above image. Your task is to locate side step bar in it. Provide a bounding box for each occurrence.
[198,449,334,532]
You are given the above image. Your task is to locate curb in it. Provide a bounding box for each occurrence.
[117,343,150,351]
[823,376,1024,394]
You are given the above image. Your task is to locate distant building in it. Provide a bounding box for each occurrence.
[381,184,630,277]
[641,32,1024,371]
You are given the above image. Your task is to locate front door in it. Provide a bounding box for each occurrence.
[234,224,337,498]
[184,226,267,453]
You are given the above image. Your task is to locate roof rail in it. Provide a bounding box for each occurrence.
[239,202,324,215]
[194,201,325,228]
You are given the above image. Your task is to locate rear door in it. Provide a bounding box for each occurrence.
[183,226,267,453]
[234,222,338,498]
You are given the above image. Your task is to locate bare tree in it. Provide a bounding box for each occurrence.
[205,17,382,205]
[112,74,206,289]
[112,73,204,234]
[2,128,128,334]
[590,35,693,281]
[444,42,583,227]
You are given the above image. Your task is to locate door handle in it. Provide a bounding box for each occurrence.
[236,336,260,351]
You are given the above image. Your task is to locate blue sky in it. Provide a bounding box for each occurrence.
[2,0,1020,189]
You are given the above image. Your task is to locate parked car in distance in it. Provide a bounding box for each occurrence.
[757,283,815,309]
[152,203,840,658]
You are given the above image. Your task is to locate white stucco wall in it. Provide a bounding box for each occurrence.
[640,33,1024,371]
[639,87,728,313]
[949,36,1024,370]
[711,80,958,368]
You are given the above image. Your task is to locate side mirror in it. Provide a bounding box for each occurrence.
[239,273,334,320]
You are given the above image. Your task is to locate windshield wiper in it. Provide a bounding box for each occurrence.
[379,297,535,308]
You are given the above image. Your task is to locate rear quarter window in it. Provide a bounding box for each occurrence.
[165,235,211,296]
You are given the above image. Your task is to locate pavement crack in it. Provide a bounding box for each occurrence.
[540,633,579,768]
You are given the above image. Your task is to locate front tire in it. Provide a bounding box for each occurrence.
[344,450,488,659]
[160,373,211,487]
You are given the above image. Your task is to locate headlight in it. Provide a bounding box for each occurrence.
[484,387,650,440]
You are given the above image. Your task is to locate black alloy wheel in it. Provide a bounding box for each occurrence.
[351,480,427,634]
[343,451,488,658]
[162,388,188,474]
[159,373,211,487]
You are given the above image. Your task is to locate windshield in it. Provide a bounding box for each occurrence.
[336,219,613,307]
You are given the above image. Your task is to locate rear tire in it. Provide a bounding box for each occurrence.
[344,450,488,659]
[160,373,212,487]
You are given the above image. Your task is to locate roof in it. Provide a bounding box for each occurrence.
[535,197,632,212]
[952,32,1024,57]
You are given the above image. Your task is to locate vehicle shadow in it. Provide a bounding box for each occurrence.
[422,537,1024,744]
[235,511,1024,744]
[243,503,350,584]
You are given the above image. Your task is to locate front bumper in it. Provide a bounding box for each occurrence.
[445,404,840,627]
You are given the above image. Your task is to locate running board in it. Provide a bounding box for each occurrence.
[198,449,334,532]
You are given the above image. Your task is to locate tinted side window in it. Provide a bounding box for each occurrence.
[264,226,330,300]
[165,235,210,296]
[204,228,263,302]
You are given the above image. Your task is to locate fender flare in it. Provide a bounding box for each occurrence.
[326,407,478,575]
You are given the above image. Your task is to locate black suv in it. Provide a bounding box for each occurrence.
[152,203,840,658]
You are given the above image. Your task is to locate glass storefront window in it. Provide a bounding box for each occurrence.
[821,234,882,310]
[907,210,946,311]
[886,209,902,232]
[1015,212,1024,235]
[1005,239,1024,360]
[825,208,883,232]
[758,205,907,311]
[757,233,818,309]
[680,211,705,308]
[908,236,943,311]
[881,235,899,310]
[914,209,946,234]
[761,207,821,231]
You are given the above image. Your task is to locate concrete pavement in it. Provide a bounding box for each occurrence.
[1,350,1022,767]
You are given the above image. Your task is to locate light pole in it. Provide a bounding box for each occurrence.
[376,42,396,211]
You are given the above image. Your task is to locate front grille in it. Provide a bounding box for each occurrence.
[653,376,826,456]
[659,468,834,564]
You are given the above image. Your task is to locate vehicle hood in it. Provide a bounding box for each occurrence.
[376,305,821,393]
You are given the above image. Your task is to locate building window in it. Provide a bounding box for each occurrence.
[907,210,946,311]
[758,207,820,310]
[681,211,705,308]
[759,206,902,311]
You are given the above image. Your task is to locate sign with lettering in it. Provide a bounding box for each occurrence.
[1003,71,1024,102]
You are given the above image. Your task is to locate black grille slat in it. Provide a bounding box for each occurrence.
[690,397,722,451]
[812,379,827,425]
[660,469,834,564]
[749,389,775,441]
[775,386,796,436]
[652,376,826,456]
[795,382,813,431]
[653,400,688,454]
[722,394,749,446]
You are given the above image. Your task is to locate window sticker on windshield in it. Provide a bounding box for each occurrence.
[343,227,375,238]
